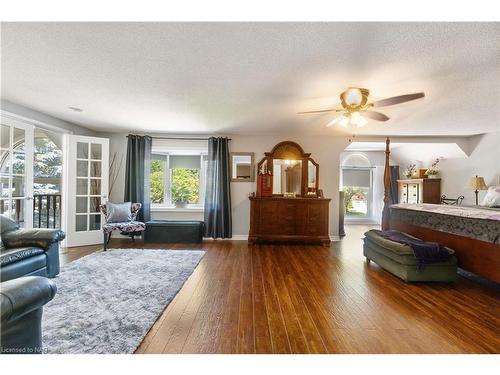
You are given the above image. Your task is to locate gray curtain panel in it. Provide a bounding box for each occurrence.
[124,135,152,222]
[389,165,400,204]
[204,137,232,238]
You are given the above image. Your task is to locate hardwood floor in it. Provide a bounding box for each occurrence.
[60,225,500,354]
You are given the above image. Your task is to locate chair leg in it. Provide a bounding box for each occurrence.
[103,232,112,251]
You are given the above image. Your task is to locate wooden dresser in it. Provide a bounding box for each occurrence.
[248,197,331,246]
[397,178,441,204]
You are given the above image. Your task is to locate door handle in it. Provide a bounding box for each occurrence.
[26,196,33,201]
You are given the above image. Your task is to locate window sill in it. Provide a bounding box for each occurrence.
[151,206,204,213]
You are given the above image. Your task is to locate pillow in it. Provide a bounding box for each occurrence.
[106,202,132,223]
[481,186,500,208]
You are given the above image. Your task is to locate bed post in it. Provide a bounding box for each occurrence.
[381,137,391,230]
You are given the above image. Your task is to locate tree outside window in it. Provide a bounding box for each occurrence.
[150,154,205,207]
[150,160,165,204]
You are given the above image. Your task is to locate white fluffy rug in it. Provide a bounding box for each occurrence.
[42,248,205,354]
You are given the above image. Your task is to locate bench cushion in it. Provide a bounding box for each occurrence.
[363,229,457,282]
[103,221,146,234]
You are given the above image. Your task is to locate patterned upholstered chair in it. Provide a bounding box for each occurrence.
[99,202,145,250]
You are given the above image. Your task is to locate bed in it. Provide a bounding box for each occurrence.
[380,138,500,283]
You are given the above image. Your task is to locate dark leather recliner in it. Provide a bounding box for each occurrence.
[0,216,65,282]
[1,276,57,354]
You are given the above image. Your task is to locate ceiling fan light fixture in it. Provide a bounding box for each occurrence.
[356,116,368,127]
[350,112,368,127]
[339,115,350,128]
[344,88,363,106]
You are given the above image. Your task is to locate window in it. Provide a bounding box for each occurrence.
[1,126,63,228]
[341,153,373,220]
[150,153,207,208]
[342,168,371,217]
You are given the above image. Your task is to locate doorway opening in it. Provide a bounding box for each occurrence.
[340,154,373,222]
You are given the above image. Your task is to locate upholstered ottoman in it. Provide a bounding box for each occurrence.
[144,220,204,244]
[363,230,457,282]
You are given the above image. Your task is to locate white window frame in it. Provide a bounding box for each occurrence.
[151,152,207,211]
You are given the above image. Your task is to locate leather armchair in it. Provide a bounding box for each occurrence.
[1,216,65,282]
[1,276,57,354]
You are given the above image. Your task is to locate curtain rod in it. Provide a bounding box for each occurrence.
[126,135,231,141]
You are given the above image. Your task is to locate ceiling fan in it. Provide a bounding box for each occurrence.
[298,87,425,128]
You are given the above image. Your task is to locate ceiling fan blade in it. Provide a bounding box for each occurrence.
[326,117,342,127]
[364,111,390,121]
[371,92,425,108]
[297,108,341,114]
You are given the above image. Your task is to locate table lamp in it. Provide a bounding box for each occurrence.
[465,175,488,205]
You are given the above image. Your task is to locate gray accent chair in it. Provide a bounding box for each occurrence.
[100,203,145,250]
[0,216,65,282]
[1,276,57,354]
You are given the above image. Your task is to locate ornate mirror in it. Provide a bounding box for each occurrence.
[257,141,320,197]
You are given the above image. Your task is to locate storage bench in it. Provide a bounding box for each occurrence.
[363,230,457,282]
[144,220,204,244]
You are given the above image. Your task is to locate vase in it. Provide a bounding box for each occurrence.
[428,174,438,179]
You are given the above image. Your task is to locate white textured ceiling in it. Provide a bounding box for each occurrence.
[1,22,498,136]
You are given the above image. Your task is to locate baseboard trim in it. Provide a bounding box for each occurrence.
[203,235,248,241]
[204,235,340,242]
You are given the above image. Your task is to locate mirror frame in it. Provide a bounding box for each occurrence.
[230,152,255,182]
[257,141,320,197]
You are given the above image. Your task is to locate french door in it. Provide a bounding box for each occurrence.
[64,135,109,247]
[0,118,34,228]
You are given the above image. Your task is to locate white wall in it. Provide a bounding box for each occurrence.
[102,132,351,237]
[437,132,500,205]
[390,132,500,206]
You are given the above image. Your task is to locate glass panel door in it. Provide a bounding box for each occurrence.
[0,120,33,227]
[64,135,109,247]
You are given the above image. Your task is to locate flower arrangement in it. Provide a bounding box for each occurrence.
[403,164,417,178]
[425,158,440,177]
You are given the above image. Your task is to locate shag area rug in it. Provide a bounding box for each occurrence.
[42,248,205,354]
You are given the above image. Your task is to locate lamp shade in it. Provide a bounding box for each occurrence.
[465,176,488,190]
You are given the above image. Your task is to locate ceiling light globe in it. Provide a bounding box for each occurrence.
[345,88,363,106]
[356,116,368,127]
[350,112,362,124]
[339,115,349,127]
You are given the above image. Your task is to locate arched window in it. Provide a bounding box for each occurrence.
[1,131,63,194]
[341,153,373,219]
[1,127,63,227]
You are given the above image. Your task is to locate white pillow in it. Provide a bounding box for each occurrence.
[481,186,500,207]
